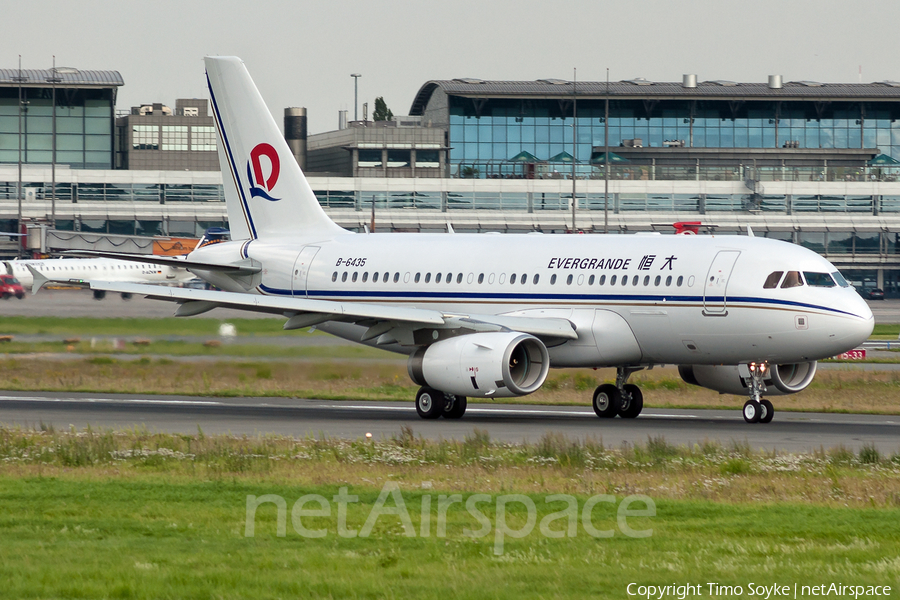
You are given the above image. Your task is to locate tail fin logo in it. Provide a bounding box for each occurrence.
[247,143,281,201]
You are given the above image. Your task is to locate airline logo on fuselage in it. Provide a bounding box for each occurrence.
[247,143,281,201]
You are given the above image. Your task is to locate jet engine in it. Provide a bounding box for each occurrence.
[678,361,817,396]
[408,331,550,398]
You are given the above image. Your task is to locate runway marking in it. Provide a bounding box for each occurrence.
[0,395,896,426]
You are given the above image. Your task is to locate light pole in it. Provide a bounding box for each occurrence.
[45,63,77,232]
[351,73,361,122]
[14,56,26,258]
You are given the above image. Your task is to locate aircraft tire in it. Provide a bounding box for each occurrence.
[442,394,467,419]
[415,387,444,420]
[759,399,774,424]
[92,290,106,300]
[593,384,621,418]
[619,384,644,418]
[742,400,761,423]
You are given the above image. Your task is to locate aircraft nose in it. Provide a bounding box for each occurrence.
[843,293,874,349]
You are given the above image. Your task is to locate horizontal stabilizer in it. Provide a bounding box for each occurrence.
[63,250,260,274]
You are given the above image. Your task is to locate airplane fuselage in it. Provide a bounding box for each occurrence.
[190,232,873,368]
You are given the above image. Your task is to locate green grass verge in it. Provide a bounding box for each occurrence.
[1,428,898,598]
[0,316,304,337]
[2,477,898,599]
[0,340,395,360]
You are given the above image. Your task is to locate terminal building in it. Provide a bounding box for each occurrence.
[3,70,900,293]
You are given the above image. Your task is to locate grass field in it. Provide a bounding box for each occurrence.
[0,428,898,598]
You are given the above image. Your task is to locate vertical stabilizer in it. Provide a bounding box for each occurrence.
[204,56,347,240]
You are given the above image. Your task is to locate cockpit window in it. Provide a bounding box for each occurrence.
[832,271,851,288]
[803,272,835,287]
[780,271,803,288]
[763,271,783,289]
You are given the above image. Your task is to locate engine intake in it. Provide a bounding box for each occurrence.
[678,361,817,396]
[408,332,549,398]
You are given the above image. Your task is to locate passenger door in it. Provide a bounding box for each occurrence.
[291,246,320,297]
[703,250,740,315]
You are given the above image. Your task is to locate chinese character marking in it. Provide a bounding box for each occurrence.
[637,255,656,270]
[660,255,677,271]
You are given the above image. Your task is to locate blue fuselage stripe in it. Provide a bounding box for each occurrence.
[256,284,862,318]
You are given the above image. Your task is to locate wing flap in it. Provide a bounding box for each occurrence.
[86,281,577,340]
[88,281,446,325]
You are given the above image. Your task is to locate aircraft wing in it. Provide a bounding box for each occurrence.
[62,250,260,274]
[84,280,578,341]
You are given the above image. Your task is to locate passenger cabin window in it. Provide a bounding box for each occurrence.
[456,273,463,284]
[550,274,557,285]
[763,271,783,289]
[332,271,338,282]
[435,273,442,283]
[393,272,400,283]
[425,273,431,283]
[804,272,835,287]
[781,271,803,288]
[533,274,540,285]
[610,275,617,285]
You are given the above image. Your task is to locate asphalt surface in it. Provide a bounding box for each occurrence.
[0,391,897,454]
[3,289,899,452]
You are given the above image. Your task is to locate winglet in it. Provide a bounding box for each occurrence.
[26,265,49,295]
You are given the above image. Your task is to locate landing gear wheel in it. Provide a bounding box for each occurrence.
[618,384,644,418]
[742,399,761,423]
[442,394,467,419]
[759,399,774,424]
[415,387,443,420]
[593,384,621,418]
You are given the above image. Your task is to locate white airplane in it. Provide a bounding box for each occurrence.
[7,257,194,299]
[49,56,874,424]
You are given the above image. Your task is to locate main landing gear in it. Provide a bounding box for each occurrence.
[742,362,775,424]
[415,386,467,420]
[592,366,644,419]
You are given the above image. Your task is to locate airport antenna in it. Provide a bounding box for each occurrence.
[572,67,577,232]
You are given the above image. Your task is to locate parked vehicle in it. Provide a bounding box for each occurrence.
[0,274,24,299]
[867,288,885,300]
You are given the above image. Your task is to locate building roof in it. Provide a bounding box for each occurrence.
[0,68,124,88]
[409,79,900,114]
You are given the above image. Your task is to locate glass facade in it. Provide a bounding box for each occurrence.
[0,87,114,169]
[446,96,900,177]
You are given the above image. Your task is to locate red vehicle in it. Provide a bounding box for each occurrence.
[0,274,25,299]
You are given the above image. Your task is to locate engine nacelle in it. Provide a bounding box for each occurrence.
[408,332,550,398]
[678,361,817,396]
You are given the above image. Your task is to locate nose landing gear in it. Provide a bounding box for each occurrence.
[743,362,775,424]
